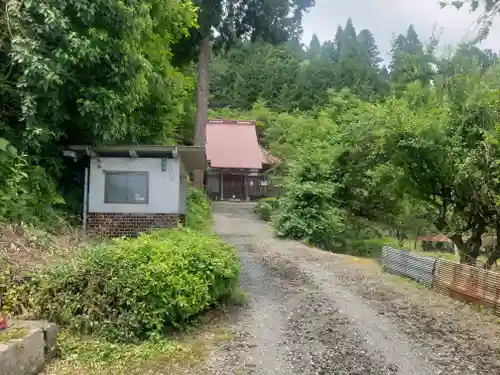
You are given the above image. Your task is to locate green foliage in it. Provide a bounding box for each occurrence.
[1,0,198,221]
[186,187,212,231]
[50,330,182,373]
[340,217,400,257]
[208,15,500,266]
[389,25,437,92]
[0,143,64,227]
[274,148,346,250]
[210,41,302,110]
[254,198,278,222]
[248,52,500,265]
[228,287,248,307]
[21,229,239,342]
[7,0,197,151]
[269,61,500,265]
[210,18,390,113]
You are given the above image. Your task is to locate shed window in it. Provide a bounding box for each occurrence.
[105,172,149,204]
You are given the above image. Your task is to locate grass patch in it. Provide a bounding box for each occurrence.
[228,287,249,307]
[0,326,28,343]
[186,187,212,231]
[43,311,235,375]
[413,250,458,262]
[383,273,428,290]
[43,330,186,375]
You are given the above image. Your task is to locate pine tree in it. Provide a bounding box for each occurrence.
[339,18,358,62]
[334,25,344,51]
[321,40,338,61]
[389,25,434,91]
[188,0,315,186]
[358,29,382,67]
[308,34,322,58]
[405,25,422,53]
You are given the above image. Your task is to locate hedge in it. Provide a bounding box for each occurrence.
[23,228,240,342]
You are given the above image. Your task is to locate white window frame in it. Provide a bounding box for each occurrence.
[104,171,149,204]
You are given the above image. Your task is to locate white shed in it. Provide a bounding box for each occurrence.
[68,145,205,237]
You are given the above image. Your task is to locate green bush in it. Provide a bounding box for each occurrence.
[24,229,240,342]
[274,157,346,250]
[254,197,278,222]
[186,187,212,231]
[0,142,65,229]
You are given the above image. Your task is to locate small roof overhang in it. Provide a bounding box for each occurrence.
[67,145,206,171]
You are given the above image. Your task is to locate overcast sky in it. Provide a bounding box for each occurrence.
[302,0,500,63]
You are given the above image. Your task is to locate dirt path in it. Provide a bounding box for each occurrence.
[203,202,500,375]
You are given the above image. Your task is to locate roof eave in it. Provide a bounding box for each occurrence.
[66,145,206,171]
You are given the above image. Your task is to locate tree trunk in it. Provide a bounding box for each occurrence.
[192,33,211,189]
[484,219,500,269]
[450,221,485,266]
[484,249,500,269]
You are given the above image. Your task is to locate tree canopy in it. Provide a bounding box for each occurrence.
[1,0,197,224]
[210,18,392,112]
[209,18,500,267]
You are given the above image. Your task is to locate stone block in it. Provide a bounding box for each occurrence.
[41,322,59,361]
[0,321,45,375]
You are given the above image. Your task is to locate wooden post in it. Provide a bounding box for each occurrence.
[244,172,249,201]
[83,167,89,234]
[220,171,224,201]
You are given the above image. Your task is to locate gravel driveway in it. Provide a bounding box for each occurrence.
[205,202,500,375]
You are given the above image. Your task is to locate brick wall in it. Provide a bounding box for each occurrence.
[87,212,186,237]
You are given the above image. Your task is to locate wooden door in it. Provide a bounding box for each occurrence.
[223,174,245,199]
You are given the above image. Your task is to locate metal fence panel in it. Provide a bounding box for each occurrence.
[433,259,500,315]
[381,246,500,316]
[381,247,436,287]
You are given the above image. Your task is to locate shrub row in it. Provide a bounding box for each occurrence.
[14,228,239,342]
[253,197,278,222]
[186,187,212,231]
[254,189,395,258]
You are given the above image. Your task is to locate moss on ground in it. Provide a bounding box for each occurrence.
[0,327,28,343]
[41,310,235,375]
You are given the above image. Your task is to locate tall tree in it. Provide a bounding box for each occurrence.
[336,18,359,90]
[4,0,196,162]
[334,25,344,51]
[358,29,382,67]
[404,25,422,53]
[321,40,338,61]
[335,19,386,99]
[339,18,358,62]
[390,25,435,93]
[210,41,302,110]
[308,33,322,58]
[188,0,315,187]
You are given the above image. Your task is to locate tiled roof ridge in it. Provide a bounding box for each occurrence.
[208,119,256,125]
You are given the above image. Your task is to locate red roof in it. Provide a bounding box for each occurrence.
[206,120,263,169]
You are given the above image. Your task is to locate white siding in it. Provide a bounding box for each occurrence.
[178,160,188,214]
[88,157,181,213]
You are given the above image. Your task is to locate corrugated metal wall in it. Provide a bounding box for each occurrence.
[382,247,436,287]
[381,246,500,316]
